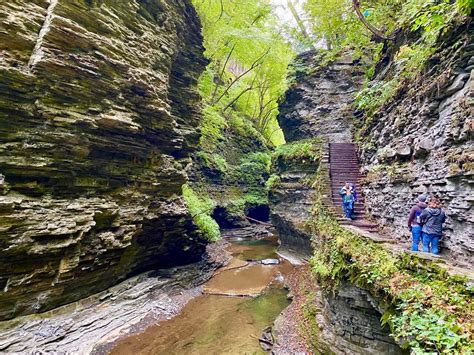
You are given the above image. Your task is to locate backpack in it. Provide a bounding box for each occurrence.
[415,210,422,224]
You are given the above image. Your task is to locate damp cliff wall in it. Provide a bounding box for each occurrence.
[275,24,473,266]
[0,0,208,320]
[359,25,473,266]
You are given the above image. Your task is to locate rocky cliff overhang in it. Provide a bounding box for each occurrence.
[0,0,208,320]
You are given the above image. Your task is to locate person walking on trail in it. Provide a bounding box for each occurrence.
[420,197,446,255]
[340,182,355,220]
[407,194,427,251]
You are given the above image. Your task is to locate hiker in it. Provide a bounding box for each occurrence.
[407,194,427,251]
[339,182,355,220]
[420,197,446,255]
[350,183,358,202]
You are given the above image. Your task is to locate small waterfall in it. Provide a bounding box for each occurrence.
[27,0,59,72]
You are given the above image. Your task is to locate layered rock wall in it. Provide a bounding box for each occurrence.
[269,154,319,258]
[273,52,402,353]
[319,281,402,354]
[0,0,207,320]
[359,26,473,266]
[278,51,364,143]
[271,52,364,256]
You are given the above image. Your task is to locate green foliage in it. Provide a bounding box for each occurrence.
[456,0,474,14]
[182,184,220,241]
[273,138,322,166]
[199,105,227,151]
[305,0,468,118]
[196,151,228,176]
[265,174,281,191]
[311,211,473,352]
[228,114,265,144]
[192,0,294,146]
[354,79,398,117]
[227,152,272,208]
[233,152,271,184]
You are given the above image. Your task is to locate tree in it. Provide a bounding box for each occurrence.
[192,0,294,146]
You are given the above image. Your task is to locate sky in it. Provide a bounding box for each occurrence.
[270,0,304,27]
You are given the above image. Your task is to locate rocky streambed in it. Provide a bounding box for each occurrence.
[0,226,302,354]
[105,228,295,354]
[0,241,227,354]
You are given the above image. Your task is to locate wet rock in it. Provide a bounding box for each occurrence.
[396,145,412,158]
[221,225,271,239]
[414,137,435,157]
[0,0,208,319]
[445,73,470,96]
[261,258,280,265]
[360,33,473,266]
[0,250,224,354]
[277,51,365,144]
[259,326,275,352]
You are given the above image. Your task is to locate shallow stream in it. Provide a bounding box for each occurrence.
[110,234,294,355]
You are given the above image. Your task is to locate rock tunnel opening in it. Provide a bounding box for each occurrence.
[245,204,270,222]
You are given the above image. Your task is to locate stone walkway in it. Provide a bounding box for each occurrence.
[327,143,474,282]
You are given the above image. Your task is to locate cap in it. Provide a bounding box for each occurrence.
[418,194,427,202]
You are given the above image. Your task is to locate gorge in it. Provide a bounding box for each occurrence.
[0,0,473,354]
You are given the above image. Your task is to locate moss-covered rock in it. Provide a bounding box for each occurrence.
[0,0,208,320]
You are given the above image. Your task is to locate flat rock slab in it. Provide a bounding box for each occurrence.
[261,259,280,265]
[0,264,211,354]
[203,264,277,297]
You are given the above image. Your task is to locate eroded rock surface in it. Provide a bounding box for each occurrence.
[271,52,364,257]
[359,27,474,266]
[0,242,227,354]
[278,52,364,143]
[0,0,208,320]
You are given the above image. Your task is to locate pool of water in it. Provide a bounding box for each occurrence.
[110,235,293,355]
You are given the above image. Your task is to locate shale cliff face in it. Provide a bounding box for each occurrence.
[359,26,473,266]
[271,53,364,256]
[276,26,473,266]
[272,54,401,353]
[0,0,207,320]
[278,52,365,143]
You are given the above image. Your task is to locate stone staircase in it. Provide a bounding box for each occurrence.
[329,143,378,232]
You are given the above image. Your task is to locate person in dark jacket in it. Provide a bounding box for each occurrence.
[420,197,446,255]
[407,194,427,251]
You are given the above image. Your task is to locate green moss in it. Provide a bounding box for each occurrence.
[273,138,322,167]
[307,163,474,353]
[265,174,281,191]
[228,115,265,143]
[196,151,228,176]
[199,105,227,151]
[230,152,271,185]
[182,184,220,242]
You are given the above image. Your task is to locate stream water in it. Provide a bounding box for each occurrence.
[110,234,294,355]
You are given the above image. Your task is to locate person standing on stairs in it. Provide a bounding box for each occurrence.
[340,182,355,220]
[407,194,427,251]
[420,197,446,255]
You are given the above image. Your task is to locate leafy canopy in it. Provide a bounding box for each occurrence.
[192,0,295,147]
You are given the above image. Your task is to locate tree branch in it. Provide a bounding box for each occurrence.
[352,0,395,41]
[213,48,270,105]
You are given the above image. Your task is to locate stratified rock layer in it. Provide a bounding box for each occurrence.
[272,52,364,256]
[278,51,364,143]
[359,26,473,266]
[0,0,208,320]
